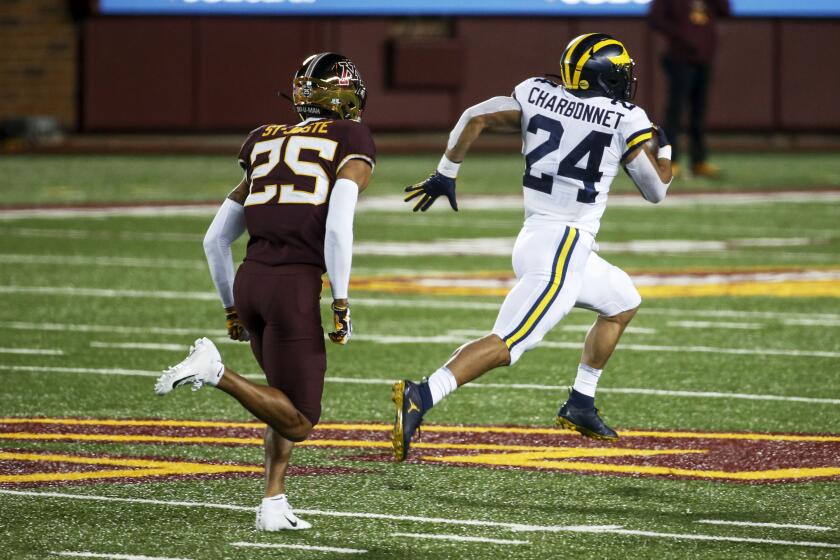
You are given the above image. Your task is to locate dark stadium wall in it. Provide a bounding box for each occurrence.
[77,17,840,133]
[0,0,78,129]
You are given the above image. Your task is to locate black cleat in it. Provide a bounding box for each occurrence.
[391,380,426,462]
[556,392,619,441]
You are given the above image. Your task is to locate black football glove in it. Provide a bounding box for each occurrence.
[404,172,458,212]
[328,302,352,345]
[224,307,250,342]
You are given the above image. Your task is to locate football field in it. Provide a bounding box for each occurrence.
[1,153,839,559]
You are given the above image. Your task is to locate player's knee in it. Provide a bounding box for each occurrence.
[606,306,639,327]
[284,418,313,442]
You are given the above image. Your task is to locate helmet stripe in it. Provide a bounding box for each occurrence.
[571,39,624,87]
[304,52,329,78]
[562,33,598,85]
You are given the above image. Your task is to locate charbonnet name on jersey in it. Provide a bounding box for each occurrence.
[526,85,626,129]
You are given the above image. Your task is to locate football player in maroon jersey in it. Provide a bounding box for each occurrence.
[155,53,375,531]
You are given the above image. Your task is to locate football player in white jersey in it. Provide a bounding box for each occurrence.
[392,33,672,461]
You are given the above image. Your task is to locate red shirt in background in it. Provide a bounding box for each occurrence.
[649,0,732,64]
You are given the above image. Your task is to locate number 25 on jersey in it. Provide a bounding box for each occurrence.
[245,135,338,207]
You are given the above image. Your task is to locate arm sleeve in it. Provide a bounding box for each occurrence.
[324,178,359,299]
[625,151,671,204]
[619,107,654,162]
[203,198,247,308]
[446,96,522,152]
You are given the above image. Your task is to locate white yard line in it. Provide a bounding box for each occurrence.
[230,542,366,554]
[0,227,204,242]
[52,552,192,560]
[1,191,838,221]
[566,526,840,549]
[128,327,840,359]
[667,321,764,330]
[2,365,160,377]
[0,489,615,534]
[391,532,529,545]
[642,307,840,322]
[0,205,218,220]
[1,286,838,327]
[697,519,835,532]
[90,341,188,352]
[538,340,840,359]
[2,364,838,404]
[5,321,223,337]
[596,387,840,405]
[0,364,264,381]
[0,285,217,301]
[13,492,839,551]
[0,254,205,269]
[9,313,834,358]
[353,237,827,257]
[0,347,63,356]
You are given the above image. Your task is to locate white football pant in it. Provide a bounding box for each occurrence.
[492,223,641,365]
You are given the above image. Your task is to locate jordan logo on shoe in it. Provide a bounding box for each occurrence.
[407,399,420,413]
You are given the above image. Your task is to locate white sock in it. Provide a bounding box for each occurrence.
[427,367,458,405]
[573,363,603,398]
[264,493,286,502]
[208,361,225,386]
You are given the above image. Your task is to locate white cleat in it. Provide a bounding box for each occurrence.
[256,495,312,531]
[154,337,224,396]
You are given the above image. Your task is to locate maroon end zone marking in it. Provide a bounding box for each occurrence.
[0,446,371,488]
[3,418,839,484]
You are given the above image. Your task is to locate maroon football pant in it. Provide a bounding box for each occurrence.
[233,261,326,426]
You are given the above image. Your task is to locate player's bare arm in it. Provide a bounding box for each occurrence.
[337,157,372,191]
[405,97,522,212]
[326,158,373,344]
[226,176,249,204]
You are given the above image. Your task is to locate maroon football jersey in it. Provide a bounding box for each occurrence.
[237,119,376,270]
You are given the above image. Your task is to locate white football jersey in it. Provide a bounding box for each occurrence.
[513,77,653,236]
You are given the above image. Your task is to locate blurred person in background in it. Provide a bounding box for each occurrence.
[649,0,731,178]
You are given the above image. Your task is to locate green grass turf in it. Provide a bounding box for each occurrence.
[0,154,839,558]
[1,152,840,205]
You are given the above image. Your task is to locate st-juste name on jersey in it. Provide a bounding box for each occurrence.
[514,77,653,236]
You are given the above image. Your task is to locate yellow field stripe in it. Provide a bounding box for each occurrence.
[504,228,578,349]
[319,424,840,444]
[0,451,261,484]
[342,279,840,299]
[0,432,632,453]
[0,417,261,429]
[426,452,840,481]
[300,439,586,452]
[3,418,839,443]
[0,432,263,445]
[638,280,840,299]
